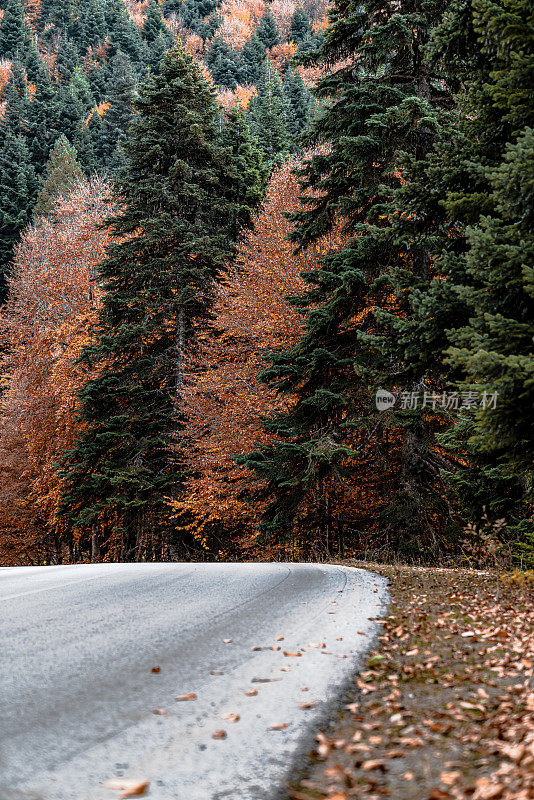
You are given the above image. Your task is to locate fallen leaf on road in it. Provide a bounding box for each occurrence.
[429,789,453,800]
[223,713,240,723]
[152,707,166,715]
[300,686,309,691]
[250,646,262,651]
[175,692,197,701]
[299,702,317,709]
[223,639,232,644]
[245,688,258,696]
[210,670,223,676]
[269,722,290,730]
[283,651,302,657]
[120,783,150,799]
[276,636,284,641]
[212,729,227,739]
[150,667,160,673]
[104,780,150,799]
[271,645,281,650]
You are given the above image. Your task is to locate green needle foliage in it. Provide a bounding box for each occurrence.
[57,47,239,561]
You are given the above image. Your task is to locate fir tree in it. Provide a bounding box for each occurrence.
[142,0,164,42]
[239,33,265,84]
[223,105,266,239]
[0,0,31,59]
[283,67,309,141]
[0,132,36,301]
[33,134,83,217]
[250,59,289,166]
[57,47,238,561]
[290,6,311,44]
[242,0,454,554]
[255,7,279,50]
[26,63,61,172]
[99,51,137,175]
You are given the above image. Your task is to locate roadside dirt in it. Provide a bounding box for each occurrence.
[287,563,534,800]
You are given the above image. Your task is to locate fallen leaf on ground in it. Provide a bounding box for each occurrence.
[212,729,227,739]
[150,667,160,673]
[152,707,166,715]
[245,688,258,696]
[269,722,289,730]
[175,692,197,701]
[223,713,240,723]
[223,639,232,644]
[210,670,223,675]
[299,702,317,709]
[283,651,302,657]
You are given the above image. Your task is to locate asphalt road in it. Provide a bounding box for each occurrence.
[1,562,388,800]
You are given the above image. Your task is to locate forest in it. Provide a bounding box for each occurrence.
[0,0,532,566]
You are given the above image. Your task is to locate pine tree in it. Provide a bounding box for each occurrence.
[255,7,279,50]
[242,0,455,554]
[99,51,137,175]
[0,61,31,144]
[0,132,36,301]
[0,0,31,59]
[33,135,83,217]
[290,6,311,44]
[207,36,240,89]
[57,47,238,561]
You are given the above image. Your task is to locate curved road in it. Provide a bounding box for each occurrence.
[1,562,388,800]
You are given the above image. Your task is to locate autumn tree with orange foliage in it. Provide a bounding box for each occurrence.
[0,178,116,565]
[173,161,347,559]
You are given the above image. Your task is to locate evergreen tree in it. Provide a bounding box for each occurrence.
[142,0,164,42]
[242,0,454,554]
[55,37,79,83]
[57,47,238,561]
[290,6,311,43]
[283,67,309,141]
[207,36,240,89]
[0,0,31,59]
[0,61,31,144]
[33,134,83,217]
[99,51,137,175]
[250,60,289,166]
[223,105,266,238]
[26,63,62,172]
[0,133,36,301]
[239,33,265,84]
[255,7,279,50]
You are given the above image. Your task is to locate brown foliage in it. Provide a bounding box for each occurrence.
[0,178,117,565]
[173,160,345,558]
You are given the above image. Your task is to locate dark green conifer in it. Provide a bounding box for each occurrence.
[0,132,36,301]
[239,33,265,84]
[0,0,31,58]
[223,105,266,238]
[57,47,239,561]
[283,67,309,141]
[33,134,83,217]
[99,51,137,175]
[242,0,454,554]
[290,6,311,43]
[250,60,289,166]
[255,7,279,50]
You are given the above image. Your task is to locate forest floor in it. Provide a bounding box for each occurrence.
[287,562,534,800]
